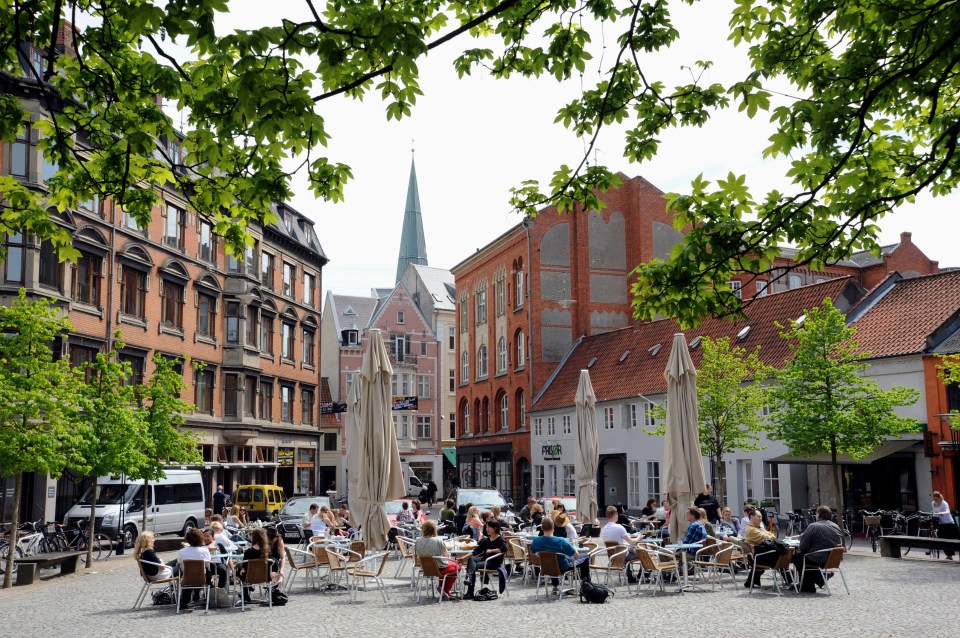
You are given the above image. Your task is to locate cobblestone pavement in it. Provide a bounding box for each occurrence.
[0,544,956,638]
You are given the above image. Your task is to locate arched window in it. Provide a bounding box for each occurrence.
[461,350,469,382]
[499,393,509,431]
[496,337,507,373]
[516,388,526,430]
[477,344,488,378]
[461,400,470,435]
[481,396,490,433]
[516,330,526,368]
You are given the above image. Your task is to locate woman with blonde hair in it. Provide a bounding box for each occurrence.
[134,531,175,581]
[465,506,482,540]
[225,505,243,527]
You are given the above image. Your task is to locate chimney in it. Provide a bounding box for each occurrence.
[900,231,912,244]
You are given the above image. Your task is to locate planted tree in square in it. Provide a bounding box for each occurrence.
[768,299,920,526]
[0,290,82,588]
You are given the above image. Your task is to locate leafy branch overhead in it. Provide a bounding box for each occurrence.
[2,1,958,324]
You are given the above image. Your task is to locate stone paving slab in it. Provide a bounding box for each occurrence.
[0,548,956,638]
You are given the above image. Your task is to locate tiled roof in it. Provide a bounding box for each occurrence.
[319,377,342,428]
[411,264,456,311]
[532,277,860,411]
[848,242,899,267]
[851,269,960,358]
[328,293,380,335]
[267,202,328,262]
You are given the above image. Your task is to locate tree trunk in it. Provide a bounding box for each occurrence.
[831,438,844,533]
[717,452,726,509]
[2,473,23,589]
[86,478,99,569]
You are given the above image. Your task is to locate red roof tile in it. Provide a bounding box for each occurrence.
[532,278,862,411]
[851,269,960,359]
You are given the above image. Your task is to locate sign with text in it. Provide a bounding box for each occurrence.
[277,448,295,467]
[392,396,418,411]
[541,442,562,461]
[320,402,347,415]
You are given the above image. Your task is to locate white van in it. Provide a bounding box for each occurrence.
[400,461,424,498]
[65,470,205,548]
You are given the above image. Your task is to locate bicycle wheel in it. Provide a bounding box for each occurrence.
[93,533,114,560]
[0,542,23,574]
[844,530,853,550]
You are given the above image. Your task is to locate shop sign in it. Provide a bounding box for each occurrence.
[392,396,418,410]
[541,442,562,461]
[278,448,294,467]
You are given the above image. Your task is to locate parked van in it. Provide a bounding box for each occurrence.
[234,484,287,521]
[65,470,205,549]
[400,462,424,499]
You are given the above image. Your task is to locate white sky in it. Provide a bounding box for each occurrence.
[205,2,958,296]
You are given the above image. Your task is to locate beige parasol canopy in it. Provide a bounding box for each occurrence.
[574,369,599,525]
[357,330,406,549]
[344,379,363,524]
[663,333,706,542]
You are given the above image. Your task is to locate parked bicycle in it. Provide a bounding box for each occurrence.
[863,510,884,552]
[50,520,114,561]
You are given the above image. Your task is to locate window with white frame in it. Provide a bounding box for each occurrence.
[459,296,468,332]
[393,413,411,439]
[562,465,575,495]
[603,407,615,430]
[449,369,456,393]
[418,375,430,398]
[448,326,456,350]
[500,394,509,430]
[517,390,526,430]
[533,465,545,498]
[476,344,488,378]
[534,417,542,436]
[546,416,555,436]
[449,412,456,439]
[475,287,487,324]
[759,403,771,418]
[763,462,780,511]
[461,351,469,383]
[561,415,571,434]
[646,461,661,503]
[643,401,656,428]
[515,270,524,307]
[629,403,639,428]
[463,403,470,434]
[756,280,768,297]
[742,459,754,501]
[495,277,505,316]
[628,461,641,508]
[416,416,431,439]
[548,465,558,495]
[497,337,507,373]
[516,330,525,368]
[345,372,354,398]
[728,279,742,299]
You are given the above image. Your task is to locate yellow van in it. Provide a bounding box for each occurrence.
[235,484,287,521]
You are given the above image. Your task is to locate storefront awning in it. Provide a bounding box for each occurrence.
[770,439,920,465]
[442,447,457,467]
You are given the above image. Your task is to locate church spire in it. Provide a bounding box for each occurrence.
[396,146,428,282]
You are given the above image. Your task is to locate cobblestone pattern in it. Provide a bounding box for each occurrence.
[1,546,957,638]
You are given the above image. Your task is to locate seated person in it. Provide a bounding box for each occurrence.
[744,507,788,588]
[202,528,231,588]
[395,501,416,525]
[717,507,740,538]
[177,528,212,609]
[463,519,508,599]
[679,507,708,559]
[531,517,591,594]
[303,503,328,536]
[210,521,238,553]
[616,503,634,532]
[791,505,841,593]
[518,497,537,525]
[238,527,270,603]
[641,499,657,520]
[600,505,641,584]
[697,507,717,538]
[134,531,176,580]
[414,520,460,599]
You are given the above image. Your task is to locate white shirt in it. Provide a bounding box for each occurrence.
[225,515,241,527]
[178,545,211,562]
[600,521,630,546]
[304,514,328,534]
[214,530,237,552]
[932,499,954,524]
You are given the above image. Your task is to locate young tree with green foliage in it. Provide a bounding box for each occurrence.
[768,299,920,526]
[646,335,770,508]
[73,333,148,568]
[0,291,83,588]
[2,1,957,326]
[130,354,202,538]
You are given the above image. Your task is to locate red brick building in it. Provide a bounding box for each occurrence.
[1,36,332,527]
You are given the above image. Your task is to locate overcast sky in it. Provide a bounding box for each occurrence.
[207,1,957,297]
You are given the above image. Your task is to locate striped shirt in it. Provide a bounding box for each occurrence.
[798,520,842,565]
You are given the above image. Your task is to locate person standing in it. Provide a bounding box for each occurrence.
[694,484,721,524]
[932,491,957,560]
[213,485,227,516]
[790,505,841,592]
[426,480,438,506]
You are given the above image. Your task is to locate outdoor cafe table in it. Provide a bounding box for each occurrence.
[663,542,703,591]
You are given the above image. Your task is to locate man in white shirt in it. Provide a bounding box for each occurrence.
[600,505,641,583]
[932,491,957,560]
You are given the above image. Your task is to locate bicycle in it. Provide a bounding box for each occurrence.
[0,521,46,574]
[863,510,883,552]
